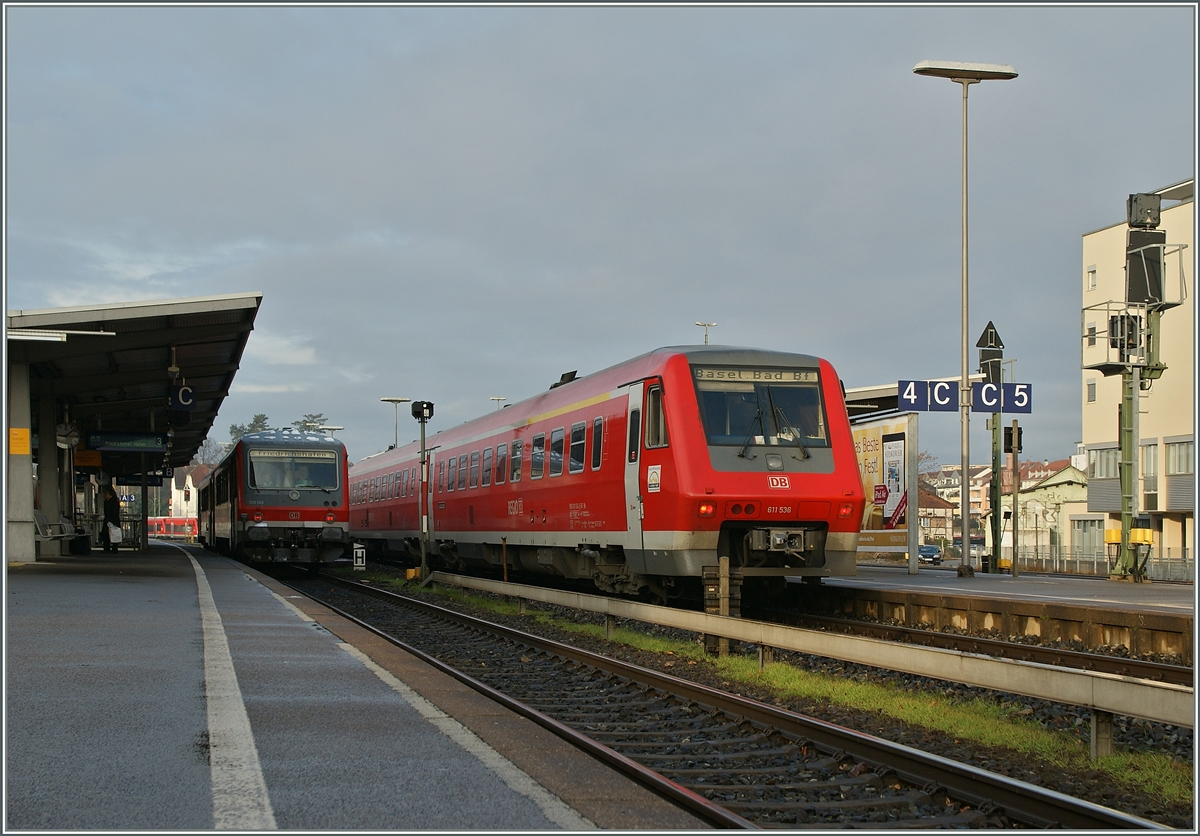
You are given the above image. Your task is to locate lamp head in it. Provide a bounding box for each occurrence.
[913,60,1017,82]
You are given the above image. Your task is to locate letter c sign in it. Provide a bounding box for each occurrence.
[170,385,196,411]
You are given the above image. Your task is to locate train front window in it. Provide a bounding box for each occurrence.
[692,366,828,451]
[248,449,340,490]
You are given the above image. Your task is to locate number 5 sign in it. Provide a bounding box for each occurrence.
[971,382,1033,413]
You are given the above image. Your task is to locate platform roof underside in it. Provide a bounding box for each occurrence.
[7,293,262,475]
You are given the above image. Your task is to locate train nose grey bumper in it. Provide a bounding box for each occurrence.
[321,526,346,543]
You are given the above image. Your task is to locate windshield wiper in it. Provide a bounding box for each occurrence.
[737,408,764,459]
[766,388,809,460]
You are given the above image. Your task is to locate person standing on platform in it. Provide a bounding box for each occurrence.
[102,486,122,553]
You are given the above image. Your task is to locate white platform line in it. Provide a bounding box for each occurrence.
[338,642,595,830]
[183,551,277,830]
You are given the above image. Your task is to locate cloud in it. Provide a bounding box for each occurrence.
[4,6,1193,465]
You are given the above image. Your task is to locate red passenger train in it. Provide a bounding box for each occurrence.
[197,429,350,566]
[350,346,864,602]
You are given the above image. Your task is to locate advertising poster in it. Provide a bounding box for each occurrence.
[852,414,915,552]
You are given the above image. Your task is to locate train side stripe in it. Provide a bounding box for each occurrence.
[337,643,595,830]
[521,391,615,427]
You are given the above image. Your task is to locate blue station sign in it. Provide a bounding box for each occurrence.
[898,381,1032,414]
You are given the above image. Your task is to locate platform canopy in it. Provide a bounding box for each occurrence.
[7,292,262,475]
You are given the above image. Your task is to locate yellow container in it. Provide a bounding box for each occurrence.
[405,568,420,581]
[1104,528,1123,544]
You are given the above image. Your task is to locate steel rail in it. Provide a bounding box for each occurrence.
[286,576,755,829]
[303,574,1165,830]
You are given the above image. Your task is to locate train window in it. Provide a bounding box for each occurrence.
[530,434,545,479]
[627,409,641,463]
[438,460,446,492]
[569,423,586,474]
[447,458,457,492]
[482,448,493,487]
[495,443,507,485]
[549,429,565,477]
[387,473,394,500]
[692,365,828,450]
[399,469,406,498]
[457,455,468,490]
[469,451,480,488]
[591,417,604,470]
[645,386,668,448]
[411,467,417,497]
[510,439,523,482]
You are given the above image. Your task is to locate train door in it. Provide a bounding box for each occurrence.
[638,379,672,545]
[622,381,645,571]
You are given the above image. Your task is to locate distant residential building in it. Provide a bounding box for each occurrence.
[1080,179,1193,565]
[916,487,955,544]
[987,461,1088,560]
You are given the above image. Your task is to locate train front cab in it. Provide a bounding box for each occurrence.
[631,349,864,595]
[199,432,350,565]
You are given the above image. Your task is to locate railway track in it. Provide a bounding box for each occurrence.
[286,572,1159,829]
[750,610,1193,686]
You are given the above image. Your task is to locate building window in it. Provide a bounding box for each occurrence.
[1166,440,1195,475]
[1087,266,1097,290]
[1086,322,1096,347]
[1072,518,1104,556]
[1088,447,1118,479]
[1086,380,1096,403]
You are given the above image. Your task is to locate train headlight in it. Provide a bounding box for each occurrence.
[838,503,855,519]
[697,502,716,518]
[252,511,264,523]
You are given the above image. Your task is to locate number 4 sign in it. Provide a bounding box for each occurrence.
[897,380,958,412]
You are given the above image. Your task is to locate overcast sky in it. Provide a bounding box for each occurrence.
[5,5,1195,469]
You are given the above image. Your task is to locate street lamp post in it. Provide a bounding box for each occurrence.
[380,397,410,449]
[913,59,1017,570]
[695,322,717,345]
[490,397,506,410]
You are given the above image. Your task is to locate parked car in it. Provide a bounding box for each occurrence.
[918,544,942,565]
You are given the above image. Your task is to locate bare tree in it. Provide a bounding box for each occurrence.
[192,435,228,466]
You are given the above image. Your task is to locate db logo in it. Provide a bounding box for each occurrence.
[767,475,790,490]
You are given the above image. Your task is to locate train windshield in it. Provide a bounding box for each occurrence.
[692,366,828,451]
[248,449,340,490]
